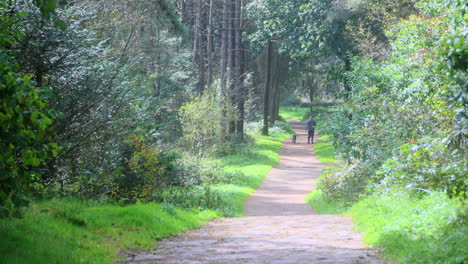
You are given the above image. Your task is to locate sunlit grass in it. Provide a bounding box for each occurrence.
[0,200,218,264]
[214,132,289,216]
[0,124,290,264]
[349,190,467,264]
[279,106,310,121]
[314,135,337,163]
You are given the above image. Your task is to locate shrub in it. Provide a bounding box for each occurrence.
[319,160,380,203]
[377,137,467,199]
[0,57,59,217]
[178,95,238,157]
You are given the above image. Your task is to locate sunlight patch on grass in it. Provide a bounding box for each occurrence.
[305,189,348,214]
[279,106,310,121]
[0,200,218,264]
[349,190,467,264]
[314,135,337,163]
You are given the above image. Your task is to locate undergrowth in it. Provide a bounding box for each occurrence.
[162,122,291,217]
[0,121,291,263]
[313,135,337,163]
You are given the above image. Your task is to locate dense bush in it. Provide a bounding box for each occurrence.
[179,94,240,156]
[0,0,60,216]
[320,0,467,201]
[0,57,59,216]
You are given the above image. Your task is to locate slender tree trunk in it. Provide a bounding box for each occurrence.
[219,0,229,99]
[262,40,272,136]
[228,0,236,134]
[270,50,278,120]
[234,0,244,137]
[196,0,205,93]
[180,0,186,24]
[206,0,214,89]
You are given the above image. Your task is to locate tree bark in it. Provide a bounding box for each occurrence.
[262,40,272,136]
[196,0,205,94]
[270,49,278,121]
[206,0,214,89]
[234,0,244,137]
[219,0,229,99]
[227,0,236,134]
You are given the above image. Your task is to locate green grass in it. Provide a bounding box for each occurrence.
[305,188,348,214]
[349,190,467,264]
[279,106,310,121]
[0,199,218,264]
[213,131,290,216]
[314,135,337,163]
[0,124,290,264]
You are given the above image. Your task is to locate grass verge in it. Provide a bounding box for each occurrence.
[0,200,218,264]
[209,130,290,217]
[0,123,290,264]
[279,106,310,121]
[349,190,467,264]
[314,135,336,163]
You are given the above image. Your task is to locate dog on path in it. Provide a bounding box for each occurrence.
[292,134,297,144]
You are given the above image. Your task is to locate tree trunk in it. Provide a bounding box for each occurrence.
[227,0,236,134]
[219,0,229,100]
[234,0,244,137]
[196,0,205,94]
[269,49,278,121]
[206,0,214,89]
[262,40,272,136]
[218,0,229,137]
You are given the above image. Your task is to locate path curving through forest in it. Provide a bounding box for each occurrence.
[126,120,382,264]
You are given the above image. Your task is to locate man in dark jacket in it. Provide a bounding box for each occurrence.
[305,116,317,144]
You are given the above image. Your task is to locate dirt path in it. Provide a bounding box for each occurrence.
[126,120,382,264]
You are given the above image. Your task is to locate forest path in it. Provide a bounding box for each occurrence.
[126,120,382,264]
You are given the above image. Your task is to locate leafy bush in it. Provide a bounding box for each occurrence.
[319,160,380,203]
[376,137,467,198]
[179,95,239,156]
[319,1,465,201]
[0,57,59,217]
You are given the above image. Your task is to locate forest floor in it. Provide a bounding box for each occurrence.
[125,120,382,264]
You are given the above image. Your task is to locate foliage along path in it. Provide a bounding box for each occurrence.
[126,120,382,264]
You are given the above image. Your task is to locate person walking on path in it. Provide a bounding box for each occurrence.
[306,116,317,144]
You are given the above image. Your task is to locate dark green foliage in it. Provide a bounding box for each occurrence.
[0,0,61,216]
[319,0,467,202]
[0,57,58,217]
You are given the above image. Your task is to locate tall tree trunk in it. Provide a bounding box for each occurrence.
[219,0,229,99]
[269,49,278,120]
[234,0,244,137]
[227,0,236,134]
[196,0,205,94]
[262,40,272,136]
[206,0,214,89]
